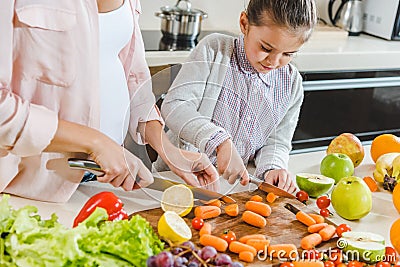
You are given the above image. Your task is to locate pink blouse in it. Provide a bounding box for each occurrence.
[0,0,161,202]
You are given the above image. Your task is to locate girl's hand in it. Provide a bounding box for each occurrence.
[216,139,249,186]
[263,169,297,194]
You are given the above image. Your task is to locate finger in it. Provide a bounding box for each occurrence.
[240,170,250,186]
[182,173,201,187]
[198,175,207,187]
[227,173,237,184]
[122,175,136,191]
[136,161,153,188]
[288,182,298,194]
[204,164,219,182]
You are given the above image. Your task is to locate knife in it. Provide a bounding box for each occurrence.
[68,158,236,203]
[248,174,296,199]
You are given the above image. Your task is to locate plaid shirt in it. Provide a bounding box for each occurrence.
[205,35,293,176]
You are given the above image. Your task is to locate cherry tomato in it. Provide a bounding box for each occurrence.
[336,223,352,237]
[319,208,331,217]
[296,190,309,203]
[347,260,364,267]
[384,246,398,264]
[220,230,236,244]
[328,249,343,265]
[280,262,295,267]
[191,217,204,230]
[316,195,331,209]
[324,261,335,267]
[376,261,391,267]
[304,249,321,260]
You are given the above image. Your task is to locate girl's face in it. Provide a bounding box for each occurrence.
[239,12,305,74]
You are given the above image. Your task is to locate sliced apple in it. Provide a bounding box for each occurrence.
[296,173,335,198]
[338,231,385,263]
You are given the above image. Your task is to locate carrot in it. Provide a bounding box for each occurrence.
[250,195,263,202]
[308,223,328,233]
[199,222,212,236]
[238,234,267,243]
[199,234,228,252]
[242,210,267,228]
[206,199,222,207]
[239,251,254,263]
[296,211,317,226]
[225,203,239,217]
[308,213,325,224]
[266,192,278,203]
[300,233,322,250]
[363,176,378,192]
[292,260,325,267]
[319,225,336,241]
[246,238,270,252]
[245,201,272,217]
[194,205,221,220]
[229,241,257,256]
[267,244,298,258]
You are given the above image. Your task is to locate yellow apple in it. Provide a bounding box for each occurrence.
[327,133,365,167]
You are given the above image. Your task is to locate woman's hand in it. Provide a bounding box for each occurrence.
[216,139,249,186]
[263,169,297,194]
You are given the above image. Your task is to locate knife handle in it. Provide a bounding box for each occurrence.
[68,158,105,177]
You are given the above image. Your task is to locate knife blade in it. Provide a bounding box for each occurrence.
[249,174,296,199]
[68,158,236,203]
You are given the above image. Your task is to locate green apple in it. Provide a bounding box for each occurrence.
[320,153,354,184]
[331,176,372,220]
[296,173,335,198]
[337,231,385,263]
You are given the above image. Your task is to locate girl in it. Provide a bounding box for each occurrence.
[155,0,317,193]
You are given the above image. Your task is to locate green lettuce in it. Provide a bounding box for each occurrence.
[0,194,163,267]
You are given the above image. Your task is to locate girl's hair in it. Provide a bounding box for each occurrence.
[246,0,317,42]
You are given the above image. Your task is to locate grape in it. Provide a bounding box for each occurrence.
[155,251,174,267]
[181,241,195,250]
[171,247,184,255]
[215,254,232,265]
[199,246,217,260]
[146,255,157,267]
[229,262,244,267]
[187,261,199,267]
[174,256,187,267]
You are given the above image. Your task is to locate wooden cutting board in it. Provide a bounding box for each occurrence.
[135,189,338,266]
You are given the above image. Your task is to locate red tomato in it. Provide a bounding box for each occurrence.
[336,223,352,237]
[316,195,331,209]
[220,230,236,244]
[328,249,343,265]
[324,261,335,267]
[376,261,391,267]
[347,260,364,267]
[319,208,331,217]
[304,249,322,260]
[296,190,309,203]
[191,217,204,230]
[280,262,295,267]
[384,246,399,264]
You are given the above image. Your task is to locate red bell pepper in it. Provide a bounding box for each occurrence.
[73,191,129,227]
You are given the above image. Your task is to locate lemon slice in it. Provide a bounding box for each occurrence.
[161,184,193,217]
[158,211,192,243]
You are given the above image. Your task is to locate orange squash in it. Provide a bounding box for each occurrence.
[390,218,400,253]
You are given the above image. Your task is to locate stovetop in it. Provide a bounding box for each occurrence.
[141,30,235,51]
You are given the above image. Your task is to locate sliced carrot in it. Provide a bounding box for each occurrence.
[225,203,239,217]
[293,260,325,267]
[206,199,222,207]
[250,195,263,202]
[300,233,322,250]
[267,244,298,258]
[245,201,272,217]
[242,210,267,228]
[238,234,267,243]
[239,251,254,263]
[266,192,278,203]
[308,213,325,224]
[308,223,328,233]
[199,222,212,236]
[363,176,378,192]
[229,241,257,256]
[246,238,270,252]
[319,225,336,241]
[194,205,221,220]
[199,234,228,252]
[296,211,317,226]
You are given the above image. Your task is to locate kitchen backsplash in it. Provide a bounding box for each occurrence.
[139,0,330,33]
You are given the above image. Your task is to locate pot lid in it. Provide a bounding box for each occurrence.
[160,0,206,16]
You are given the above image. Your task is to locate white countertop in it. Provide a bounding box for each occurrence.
[5,145,398,248]
[145,32,400,72]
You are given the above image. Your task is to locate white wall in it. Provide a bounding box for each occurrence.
[140,0,331,33]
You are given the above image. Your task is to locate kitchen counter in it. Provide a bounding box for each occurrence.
[4,145,398,248]
[145,32,400,72]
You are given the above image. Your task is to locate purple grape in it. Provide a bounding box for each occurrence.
[171,247,184,255]
[174,256,187,267]
[181,241,195,250]
[199,246,217,260]
[215,254,232,265]
[147,255,157,267]
[187,261,199,267]
[228,262,244,267]
[155,251,174,267]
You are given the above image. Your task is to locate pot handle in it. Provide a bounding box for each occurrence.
[155,11,171,19]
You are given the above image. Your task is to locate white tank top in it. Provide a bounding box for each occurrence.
[98,0,133,144]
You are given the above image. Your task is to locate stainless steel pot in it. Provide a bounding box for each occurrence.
[155,0,208,40]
